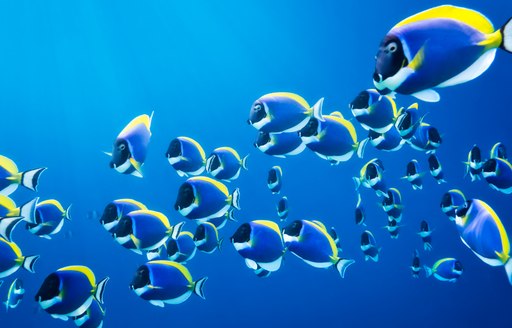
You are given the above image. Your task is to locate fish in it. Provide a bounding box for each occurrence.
[26,199,72,240]
[107,112,153,178]
[394,103,425,139]
[353,158,387,197]
[455,199,512,284]
[464,144,483,181]
[299,111,363,164]
[355,194,366,226]
[206,147,249,181]
[424,258,463,282]
[113,210,183,256]
[361,230,380,262]
[231,220,286,276]
[490,142,507,160]
[373,5,512,102]
[276,196,289,221]
[162,231,197,263]
[129,260,207,307]
[381,188,403,222]
[282,220,354,278]
[254,131,306,158]
[360,126,405,152]
[193,222,223,254]
[35,265,109,320]
[165,136,206,177]
[0,155,46,196]
[174,177,240,221]
[349,89,398,133]
[205,211,234,230]
[411,250,421,278]
[99,199,147,233]
[4,278,24,311]
[428,154,446,184]
[407,123,442,153]
[0,237,39,278]
[71,299,105,328]
[267,166,283,194]
[0,195,38,241]
[481,158,512,194]
[248,92,324,133]
[440,189,466,221]
[384,219,401,239]
[402,159,423,190]
[418,220,433,251]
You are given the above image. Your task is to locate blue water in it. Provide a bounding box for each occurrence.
[1,0,511,327]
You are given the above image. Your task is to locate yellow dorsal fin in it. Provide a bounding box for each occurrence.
[59,265,96,286]
[0,195,17,210]
[192,177,229,196]
[329,111,344,118]
[267,92,310,110]
[38,199,65,213]
[118,114,152,139]
[151,260,193,282]
[0,155,19,175]
[254,220,281,235]
[393,5,494,34]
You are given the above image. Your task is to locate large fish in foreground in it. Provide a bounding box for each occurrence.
[373,5,512,102]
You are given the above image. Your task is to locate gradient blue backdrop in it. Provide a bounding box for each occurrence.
[1,1,511,327]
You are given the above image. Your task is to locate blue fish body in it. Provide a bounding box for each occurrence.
[0,238,38,279]
[425,258,463,282]
[482,158,512,194]
[115,210,171,252]
[166,231,197,263]
[267,166,283,194]
[4,278,24,310]
[440,189,466,220]
[72,299,104,328]
[408,123,441,152]
[254,131,305,158]
[27,200,70,238]
[366,127,405,152]
[100,198,147,233]
[349,89,397,133]
[194,222,222,254]
[206,147,247,181]
[166,137,206,177]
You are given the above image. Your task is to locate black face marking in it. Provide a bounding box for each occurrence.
[470,146,481,162]
[396,112,412,132]
[267,169,278,185]
[166,239,179,257]
[249,102,266,124]
[355,208,364,224]
[278,198,288,212]
[456,201,471,218]
[174,183,195,211]
[231,223,251,243]
[283,220,303,237]
[368,130,381,141]
[298,118,319,138]
[428,128,442,144]
[483,159,497,173]
[34,208,43,225]
[496,144,507,159]
[130,265,150,290]
[454,261,463,272]
[366,163,378,180]
[406,161,417,175]
[361,232,370,245]
[374,35,407,83]
[383,190,394,206]
[194,224,206,242]
[110,139,130,168]
[428,155,440,170]
[208,155,221,172]
[15,279,23,289]
[100,203,119,225]
[388,219,397,227]
[255,131,271,147]
[412,256,420,267]
[114,216,133,238]
[166,139,182,159]
[420,220,429,231]
[35,273,60,302]
[349,90,370,110]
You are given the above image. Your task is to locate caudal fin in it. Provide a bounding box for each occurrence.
[22,255,40,273]
[356,138,368,159]
[95,277,110,304]
[231,188,241,210]
[0,216,23,242]
[21,168,46,192]
[241,155,249,170]
[501,17,512,53]
[352,177,361,190]
[505,258,512,285]
[171,221,185,240]
[424,265,433,278]
[193,277,208,300]
[335,258,355,278]
[64,204,72,221]
[19,197,38,224]
[311,98,325,122]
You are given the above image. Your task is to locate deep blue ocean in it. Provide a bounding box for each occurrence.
[1,1,511,327]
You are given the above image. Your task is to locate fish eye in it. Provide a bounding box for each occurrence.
[386,42,397,53]
[119,144,126,151]
[253,103,263,111]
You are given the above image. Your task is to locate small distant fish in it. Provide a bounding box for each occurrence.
[418,220,433,251]
[411,250,421,278]
[206,147,248,181]
[174,177,240,221]
[254,131,306,158]
[394,103,425,139]
[490,142,507,160]
[481,158,512,194]
[35,265,109,320]
[0,195,38,241]
[373,5,512,102]
[403,159,423,190]
[440,189,466,221]
[162,231,197,263]
[248,92,323,133]
[129,260,207,307]
[276,196,289,221]
[361,230,380,262]
[26,199,72,240]
[299,111,363,164]
[282,220,354,278]
[99,199,147,233]
[107,112,153,178]
[165,136,206,177]
[193,222,223,254]
[231,220,286,277]
[0,155,46,196]
[464,144,483,181]
[267,166,283,194]
[349,89,398,133]
[0,238,39,279]
[4,278,24,311]
[455,199,512,285]
[408,123,442,153]
[355,194,366,226]
[71,299,104,328]
[360,126,405,152]
[384,219,401,239]
[381,188,403,222]
[428,154,446,184]
[86,210,99,221]
[424,258,463,282]
[353,158,387,197]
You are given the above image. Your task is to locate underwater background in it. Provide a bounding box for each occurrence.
[1,0,512,327]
